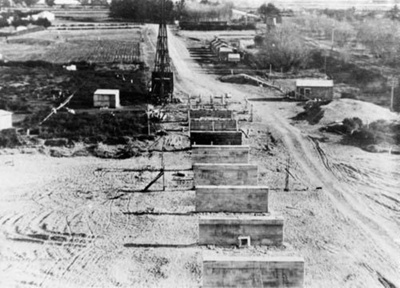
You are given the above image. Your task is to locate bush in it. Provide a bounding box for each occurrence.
[340,119,400,148]
[35,18,51,28]
[0,129,21,148]
[23,110,154,144]
[343,117,363,133]
[0,17,9,28]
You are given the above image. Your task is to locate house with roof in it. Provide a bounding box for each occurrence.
[295,79,334,100]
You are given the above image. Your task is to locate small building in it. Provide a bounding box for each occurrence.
[0,110,12,130]
[266,14,283,30]
[36,11,56,22]
[16,26,28,32]
[210,38,228,53]
[228,53,241,63]
[218,47,233,62]
[93,89,120,108]
[295,79,334,100]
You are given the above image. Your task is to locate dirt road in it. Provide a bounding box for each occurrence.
[164,25,400,287]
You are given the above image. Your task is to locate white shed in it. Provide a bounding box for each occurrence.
[93,89,120,108]
[37,11,56,21]
[228,53,241,62]
[295,79,334,100]
[0,110,12,130]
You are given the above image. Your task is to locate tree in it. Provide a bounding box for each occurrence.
[0,17,9,28]
[175,0,186,20]
[45,0,55,6]
[386,5,400,21]
[23,0,39,6]
[109,0,175,22]
[256,23,311,72]
[356,19,400,62]
[258,3,280,23]
[13,0,39,6]
[0,0,11,8]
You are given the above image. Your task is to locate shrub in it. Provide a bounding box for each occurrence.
[35,18,51,28]
[0,128,21,148]
[343,117,363,133]
[23,109,153,144]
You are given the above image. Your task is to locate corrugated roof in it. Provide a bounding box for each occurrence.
[296,79,334,87]
[0,109,12,116]
[94,89,119,94]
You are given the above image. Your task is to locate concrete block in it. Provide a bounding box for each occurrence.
[190,109,233,119]
[202,253,305,288]
[192,145,249,164]
[190,119,237,131]
[193,163,258,186]
[199,215,283,246]
[196,185,268,213]
[190,131,242,145]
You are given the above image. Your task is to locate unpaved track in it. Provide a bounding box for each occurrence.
[164,25,400,287]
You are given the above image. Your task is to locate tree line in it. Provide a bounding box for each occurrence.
[109,0,181,22]
[109,0,235,23]
[0,10,51,28]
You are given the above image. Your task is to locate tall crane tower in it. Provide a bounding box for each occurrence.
[150,0,174,104]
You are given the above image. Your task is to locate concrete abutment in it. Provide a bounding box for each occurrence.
[202,253,305,288]
[192,145,249,164]
[199,215,284,246]
[196,185,268,213]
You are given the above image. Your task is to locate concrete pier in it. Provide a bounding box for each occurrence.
[190,109,233,119]
[192,145,249,164]
[190,131,242,145]
[202,253,304,288]
[190,119,237,131]
[193,163,258,186]
[199,215,284,246]
[196,185,268,213]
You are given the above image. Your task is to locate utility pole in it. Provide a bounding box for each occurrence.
[391,80,395,111]
[161,152,165,191]
[284,156,290,192]
[390,77,398,111]
[146,105,151,135]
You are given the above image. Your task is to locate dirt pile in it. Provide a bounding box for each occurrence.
[295,99,399,125]
[320,99,399,125]
[219,74,258,85]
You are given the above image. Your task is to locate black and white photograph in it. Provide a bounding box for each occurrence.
[0,0,399,287]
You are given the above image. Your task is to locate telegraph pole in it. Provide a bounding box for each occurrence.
[284,156,291,192]
[390,77,398,111]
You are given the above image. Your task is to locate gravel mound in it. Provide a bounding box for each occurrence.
[320,99,398,125]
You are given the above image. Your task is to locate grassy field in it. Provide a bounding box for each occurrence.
[0,26,151,144]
